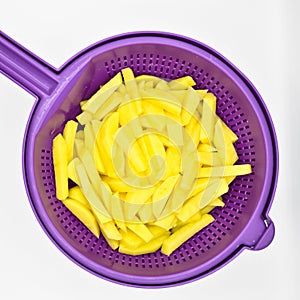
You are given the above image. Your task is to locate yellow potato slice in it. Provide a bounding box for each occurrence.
[75,130,84,140]
[169,90,187,103]
[199,93,217,144]
[161,214,214,255]
[163,146,181,179]
[158,134,174,147]
[76,110,93,125]
[184,115,202,147]
[121,67,143,114]
[200,198,225,215]
[214,119,238,165]
[96,113,120,177]
[141,88,181,116]
[67,158,80,185]
[147,225,168,237]
[197,143,217,152]
[167,122,184,146]
[140,100,166,131]
[119,233,170,256]
[128,138,148,174]
[99,223,120,250]
[53,134,68,200]
[200,206,214,215]
[181,87,200,125]
[177,179,228,222]
[209,197,225,207]
[172,211,202,232]
[101,234,119,250]
[198,151,222,166]
[225,176,236,185]
[120,228,144,248]
[195,89,208,99]
[93,91,122,121]
[135,74,162,85]
[124,187,156,221]
[111,193,125,221]
[63,199,100,238]
[83,122,96,155]
[101,176,137,193]
[144,81,154,89]
[79,150,108,204]
[197,164,252,178]
[90,120,106,174]
[63,120,78,162]
[179,153,199,191]
[151,213,177,230]
[102,112,120,141]
[137,198,154,223]
[84,72,122,114]
[190,178,210,197]
[80,100,88,110]
[168,76,196,90]
[152,174,180,218]
[69,186,90,207]
[144,133,166,172]
[118,101,138,126]
[74,162,110,219]
[164,110,184,126]
[126,223,153,242]
[221,121,238,142]
[91,206,112,224]
[99,221,122,240]
[115,219,127,232]
[94,144,106,174]
[155,79,169,90]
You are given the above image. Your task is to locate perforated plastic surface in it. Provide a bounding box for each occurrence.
[26,34,276,287]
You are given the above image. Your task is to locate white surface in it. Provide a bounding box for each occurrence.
[0,0,298,299]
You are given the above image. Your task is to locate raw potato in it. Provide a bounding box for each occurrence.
[63,199,100,238]
[63,120,78,162]
[53,134,68,200]
[52,67,252,256]
[161,214,214,256]
[69,186,90,207]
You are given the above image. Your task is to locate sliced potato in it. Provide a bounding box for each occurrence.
[168,76,196,90]
[84,72,122,114]
[63,199,100,238]
[63,120,78,162]
[141,88,181,116]
[163,146,181,179]
[197,164,252,178]
[119,233,170,256]
[214,119,238,165]
[161,214,214,255]
[67,158,80,185]
[126,223,153,242]
[152,175,180,218]
[100,221,122,240]
[69,186,90,207]
[53,134,68,200]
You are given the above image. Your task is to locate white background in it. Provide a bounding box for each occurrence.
[0,0,299,299]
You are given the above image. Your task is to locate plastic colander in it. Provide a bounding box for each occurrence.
[0,31,278,288]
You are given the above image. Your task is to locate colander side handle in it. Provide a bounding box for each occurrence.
[0,31,58,98]
[242,216,275,251]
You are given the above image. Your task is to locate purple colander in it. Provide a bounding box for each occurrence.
[0,31,278,288]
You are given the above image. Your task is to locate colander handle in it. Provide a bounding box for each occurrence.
[0,31,58,98]
[242,216,275,251]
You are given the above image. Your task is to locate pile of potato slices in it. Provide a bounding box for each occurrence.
[52,67,252,256]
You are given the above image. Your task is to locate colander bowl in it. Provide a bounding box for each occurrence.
[0,31,278,288]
